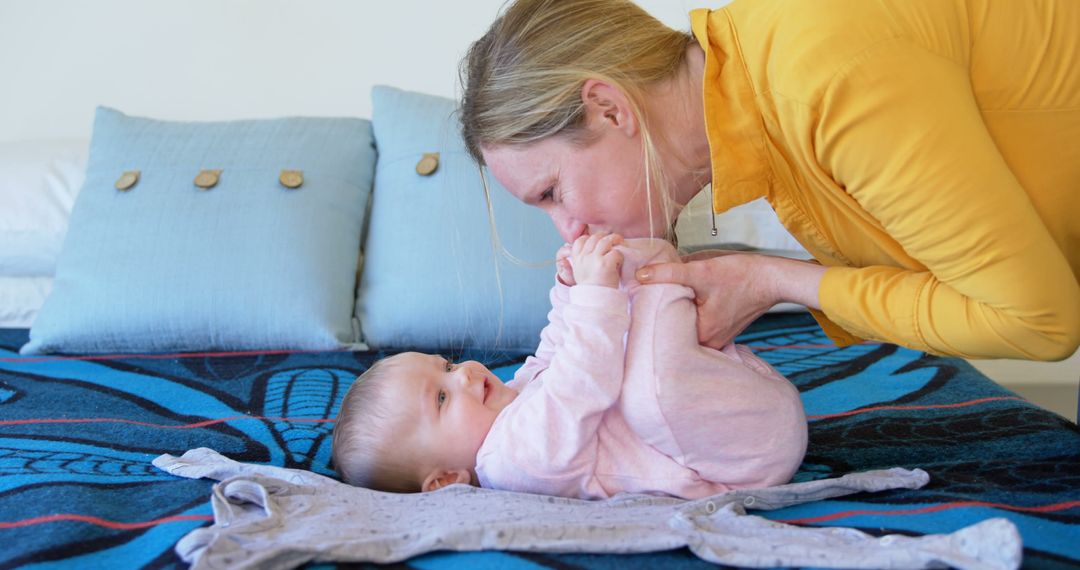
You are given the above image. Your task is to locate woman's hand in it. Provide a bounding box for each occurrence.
[635,251,825,349]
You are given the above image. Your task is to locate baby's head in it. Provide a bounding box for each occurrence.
[331,352,517,493]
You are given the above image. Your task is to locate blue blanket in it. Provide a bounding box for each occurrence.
[1,313,1077,569]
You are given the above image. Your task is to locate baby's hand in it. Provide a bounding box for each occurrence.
[556,243,576,286]
[570,232,624,288]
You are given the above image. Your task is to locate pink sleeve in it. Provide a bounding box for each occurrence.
[483,284,629,495]
[510,279,571,386]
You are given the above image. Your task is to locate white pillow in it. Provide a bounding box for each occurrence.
[0,138,88,276]
[0,276,52,328]
[676,188,810,313]
[676,186,808,255]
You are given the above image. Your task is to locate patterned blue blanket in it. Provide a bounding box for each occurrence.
[1,313,1077,569]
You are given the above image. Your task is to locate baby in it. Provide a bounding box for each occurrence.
[332,234,807,499]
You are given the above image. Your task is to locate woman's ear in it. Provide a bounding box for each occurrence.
[421,468,473,492]
[581,79,639,137]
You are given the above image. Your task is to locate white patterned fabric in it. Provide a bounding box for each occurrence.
[155,448,1022,570]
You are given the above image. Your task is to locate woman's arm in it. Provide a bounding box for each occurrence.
[635,251,826,349]
[812,42,1079,360]
[758,255,826,310]
[647,40,1080,360]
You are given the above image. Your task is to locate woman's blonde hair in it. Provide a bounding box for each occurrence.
[459,0,692,239]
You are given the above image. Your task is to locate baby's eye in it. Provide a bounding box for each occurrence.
[437,390,447,408]
[539,187,554,202]
[444,359,454,372]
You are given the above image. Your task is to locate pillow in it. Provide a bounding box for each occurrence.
[0,138,88,277]
[357,86,564,353]
[0,277,52,328]
[675,188,811,313]
[675,188,809,254]
[22,107,375,354]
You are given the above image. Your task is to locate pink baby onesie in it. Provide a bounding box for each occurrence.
[475,238,807,500]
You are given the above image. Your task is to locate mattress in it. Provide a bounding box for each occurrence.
[1,312,1077,568]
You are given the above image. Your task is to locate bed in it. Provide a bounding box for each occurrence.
[3,84,1078,569]
[3,312,1078,569]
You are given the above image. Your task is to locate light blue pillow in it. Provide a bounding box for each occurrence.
[357,86,564,353]
[22,107,375,354]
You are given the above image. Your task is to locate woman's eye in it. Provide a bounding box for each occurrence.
[437,390,447,408]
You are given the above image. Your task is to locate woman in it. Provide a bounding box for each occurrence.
[459,0,1080,361]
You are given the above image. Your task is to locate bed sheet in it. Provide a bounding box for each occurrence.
[1,313,1077,569]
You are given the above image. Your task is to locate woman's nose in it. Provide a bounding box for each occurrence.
[550,211,587,243]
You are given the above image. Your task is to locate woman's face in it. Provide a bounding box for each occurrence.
[482,129,668,242]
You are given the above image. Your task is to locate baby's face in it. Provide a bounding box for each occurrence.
[387,352,517,477]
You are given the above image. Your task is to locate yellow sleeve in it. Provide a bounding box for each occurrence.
[813,41,1080,360]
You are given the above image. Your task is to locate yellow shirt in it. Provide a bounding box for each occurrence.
[690,0,1080,360]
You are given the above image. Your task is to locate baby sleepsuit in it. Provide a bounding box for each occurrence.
[476,238,807,499]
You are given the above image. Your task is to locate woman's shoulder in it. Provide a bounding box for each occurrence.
[725,0,902,47]
[721,0,960,103]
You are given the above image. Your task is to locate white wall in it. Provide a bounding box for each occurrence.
[0,0,726,143]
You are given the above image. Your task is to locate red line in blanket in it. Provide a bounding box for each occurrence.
[0,513,213,530]
[805,396,1026,420]
[8,500,1076,530]
[775,499,1080,525]
[0,415,335,429]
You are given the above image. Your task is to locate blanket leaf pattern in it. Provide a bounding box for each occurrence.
[1,313,1077,569]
